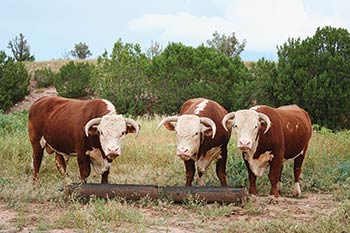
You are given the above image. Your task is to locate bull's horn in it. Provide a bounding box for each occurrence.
[258,113,271,134]
[84,117,102,137]
[200,117,216,139]
[125,118,140,137]
[157,116,178,129]
[222,112,236,131]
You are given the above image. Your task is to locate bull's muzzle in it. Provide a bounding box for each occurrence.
[177,154,191,161]
[238,140,251,151]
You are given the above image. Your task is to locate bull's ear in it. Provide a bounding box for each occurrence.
[164,122,175,131]
[127,124,141,134]
[201,125,213,138]
[225,119,234,131]
[87,126,99,136]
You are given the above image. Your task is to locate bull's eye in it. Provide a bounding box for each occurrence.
[100,131,103,136]
[195,132,199,136]
[234,125,238,128]
[255,125,258,129]
[121,131,126,136]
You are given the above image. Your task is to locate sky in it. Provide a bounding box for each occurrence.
[1,0,349,61]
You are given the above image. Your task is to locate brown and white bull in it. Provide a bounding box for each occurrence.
[222,105,312,201]
[28,96,140,184]
[158,98,231,186]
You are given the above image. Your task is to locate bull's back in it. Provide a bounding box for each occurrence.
[277,105,312,158]
[28,96,109,152]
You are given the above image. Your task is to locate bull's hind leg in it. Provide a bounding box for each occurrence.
[28,122,44,182]
[55,153,68,177]
[292,147,308,197]
[30,140,44,182]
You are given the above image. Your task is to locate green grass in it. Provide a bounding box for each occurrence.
[1,111,350,232]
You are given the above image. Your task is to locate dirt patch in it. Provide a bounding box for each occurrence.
[8,85,57,113]
[0,193,338,232]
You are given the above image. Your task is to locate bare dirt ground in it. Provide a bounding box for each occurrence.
[8,82,57,113]
[0,193,336,233]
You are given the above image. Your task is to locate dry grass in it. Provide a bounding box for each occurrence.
[1,113,350,232]
[24,59,97,74]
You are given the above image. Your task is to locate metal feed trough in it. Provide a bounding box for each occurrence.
[65,183,247,205]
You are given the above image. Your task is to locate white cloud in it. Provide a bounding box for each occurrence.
[129,12,232,44]
[128,0,350,52]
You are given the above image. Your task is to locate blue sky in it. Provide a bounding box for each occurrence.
[1,0,349,61]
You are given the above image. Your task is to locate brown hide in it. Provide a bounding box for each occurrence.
[28,96,113,183]
[179,98,231,186]
[249,105,312,198]
[254,105,312,160]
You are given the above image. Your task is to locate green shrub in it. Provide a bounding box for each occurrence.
[148,43,250,114]
[0,51,29,111]
[91,39,151,115]
[276,26,350,130]
[55,61,94,98]
[33,67,55,88]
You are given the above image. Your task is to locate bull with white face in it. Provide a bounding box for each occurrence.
[28,96,140,184]
[158,98,231,186]
[222,105,312,201]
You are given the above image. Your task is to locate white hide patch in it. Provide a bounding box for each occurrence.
[197,146,222,173]
[98,114,126,157]
[293,182,301,196]
[87,148,112,175]
[175,115,201,158]
[194,99,209,114]
[102,99,116,114]
[284,150,304,161]
[245,151,274,177]
[249,106,261,111]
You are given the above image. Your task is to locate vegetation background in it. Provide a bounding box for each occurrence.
[1,26,350,232]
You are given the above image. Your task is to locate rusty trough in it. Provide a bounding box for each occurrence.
[65,183,247,205]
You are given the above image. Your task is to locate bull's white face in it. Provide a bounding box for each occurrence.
[97,114,127,160]
[174,115,204,161]
[232,110,261,152]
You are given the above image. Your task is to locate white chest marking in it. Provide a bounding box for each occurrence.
[244,151,274,177]
[194,100,209,114]
[197,146,222,173]
[86,148,112,175]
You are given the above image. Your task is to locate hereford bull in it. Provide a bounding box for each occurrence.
[222,105,312,201]
[157,98,231,186]
[28,96,140,184]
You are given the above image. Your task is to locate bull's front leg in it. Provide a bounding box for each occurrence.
[216,146,228,186]
[243,153,257,195]
[76,150,91,184]
[101,169,109,184]
[268,151,284,202]
[184,160,195,186]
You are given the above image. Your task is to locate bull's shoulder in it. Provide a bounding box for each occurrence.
[180,98,227,117]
